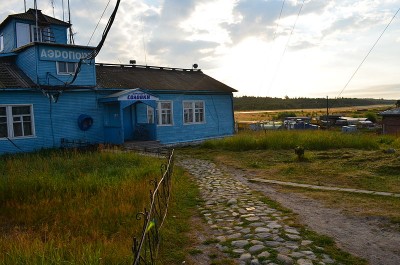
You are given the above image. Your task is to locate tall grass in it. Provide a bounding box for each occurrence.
[202,130,397,151]
[0,150,166,264]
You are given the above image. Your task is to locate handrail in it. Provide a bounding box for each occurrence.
[132,149,175,265]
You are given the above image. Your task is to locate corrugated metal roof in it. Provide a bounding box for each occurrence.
[380,108,400,116]
[95,64,237,93]
[0,60,36,88]
[0,9,70,29]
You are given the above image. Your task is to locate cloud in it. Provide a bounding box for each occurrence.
[322,15,383,38]
[147,39,219,67]
[288,39,317,50]
[222,0,331,45]
[342,83,400,99]
[133,0,222,67]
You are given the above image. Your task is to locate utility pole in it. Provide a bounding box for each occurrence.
[326,96,329,129]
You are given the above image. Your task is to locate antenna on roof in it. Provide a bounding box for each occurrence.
[24,0,27,12]
[50,0,55,17]
[62,0,65,21]
[34,0,39,40]
[67,0,75,44]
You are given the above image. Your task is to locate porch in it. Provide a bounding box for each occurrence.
[124,140,170,156]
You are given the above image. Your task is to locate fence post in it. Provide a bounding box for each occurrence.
[132,149,174,265]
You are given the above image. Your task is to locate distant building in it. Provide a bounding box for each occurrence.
[0,9,237,154]
[379,108,400,135]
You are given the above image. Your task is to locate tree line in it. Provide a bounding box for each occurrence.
[233,96,396,111]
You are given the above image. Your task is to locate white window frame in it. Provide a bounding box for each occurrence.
[0,34,4,52]
[157,101,173,126]
[16,22,30,48]
[56,61,77,75]
[147,106,154,124]
[0,105,35,139]
[183,100,205,124]
[30,25,51,43]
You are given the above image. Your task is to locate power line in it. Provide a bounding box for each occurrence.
[141,16,148,65]
[272,0,286,43]
[66,0,121,86]
[87,0,112,46]
[268,0,305,95]
[257,0,285,96]
[337,7,400,98]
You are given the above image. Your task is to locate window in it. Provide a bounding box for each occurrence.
[0,107,7,138]
[16,23,52,48]
[16,23,30,48]
[30,26,51,42]
[183,101,205,124]
[157,101,173,125]
[57,61,77,75]
[0,34,4,52]
[0,105,34,139]
[147,106,154,124]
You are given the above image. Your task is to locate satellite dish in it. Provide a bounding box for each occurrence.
[192,63,198,69]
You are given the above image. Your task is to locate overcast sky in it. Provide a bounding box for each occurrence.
[1,0,399,99]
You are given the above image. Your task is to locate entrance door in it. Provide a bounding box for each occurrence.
[123,105,135,141]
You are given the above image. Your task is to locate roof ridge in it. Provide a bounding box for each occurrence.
[96,63,201,73]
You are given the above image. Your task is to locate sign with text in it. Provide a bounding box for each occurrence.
[119,92,157,101]
[39,46,94,62]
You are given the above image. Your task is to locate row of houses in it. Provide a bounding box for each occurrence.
[0,9,237,154]
[238,110,400,134]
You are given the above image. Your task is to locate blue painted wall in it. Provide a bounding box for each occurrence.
[153,92,235,144]
[37,45,96,86]
[48,24,68,44]
[15,45,96,87]
[0,90,105,154]
[0,21,15,52]
[15,46,36,81]
[0,19,69,53]
[1,89,235,154]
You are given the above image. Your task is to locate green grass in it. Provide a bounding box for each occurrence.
[0,149,192,264]
[201,130,400,151]
[180,129,400,231]
[301,229,368,265]
[208,149,400,193]
[157,167,201,264]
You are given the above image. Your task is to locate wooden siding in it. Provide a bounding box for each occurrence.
[15,47,37,83]
[0,90,105,154]
[50,24,68,44]
[382,116,400,135]
[0,19,69,52]
[15,45,96,87]
[154,93,235,144]
[0,21,15,53]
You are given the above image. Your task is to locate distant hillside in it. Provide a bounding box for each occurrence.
[233,97,396,111]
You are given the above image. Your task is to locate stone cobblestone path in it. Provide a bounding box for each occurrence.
[178,158,340,265]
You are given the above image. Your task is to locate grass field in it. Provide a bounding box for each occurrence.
[202,130,400,151]
[181,130,400,227]
[0,149,199,264]
[234,104,392,122]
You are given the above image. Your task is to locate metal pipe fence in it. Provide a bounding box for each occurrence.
[132,149,175,265]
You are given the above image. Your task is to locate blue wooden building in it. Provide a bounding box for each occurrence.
[0,9,236,154]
